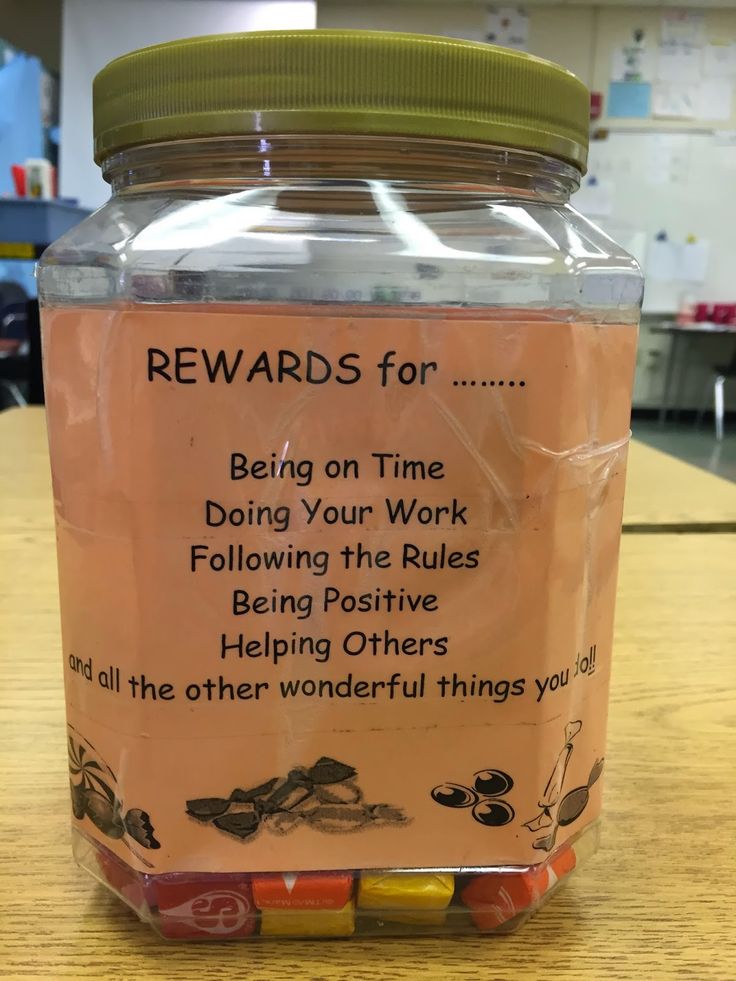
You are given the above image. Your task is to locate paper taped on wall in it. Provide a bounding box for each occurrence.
[661,10,704,47]
[646,240,710,283]
[657,43,703,84]
[703,43,736,79]
[646,240,679,281]
[694,79,733,121]
[652,83,695,119]
[679,241,710,283]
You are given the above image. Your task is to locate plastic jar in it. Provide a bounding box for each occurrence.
[39,30,642,940]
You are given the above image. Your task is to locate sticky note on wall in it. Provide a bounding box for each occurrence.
[607,81,651,119]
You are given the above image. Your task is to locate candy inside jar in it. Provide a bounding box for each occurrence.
[82,826,599,939]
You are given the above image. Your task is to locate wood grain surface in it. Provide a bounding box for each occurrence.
[1,407,735,980]
[623,440,736,531]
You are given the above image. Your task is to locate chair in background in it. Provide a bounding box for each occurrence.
[696,349,736,441]
[713,353,736,441]
[0,281,30,408]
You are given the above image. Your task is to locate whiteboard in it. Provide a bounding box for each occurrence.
[572,131,736,312]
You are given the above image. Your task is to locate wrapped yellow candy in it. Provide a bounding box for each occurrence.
[260,901,355,937]
[358,873,454,911]
[374,909,448,927]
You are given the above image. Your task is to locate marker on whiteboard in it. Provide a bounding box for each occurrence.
[655,230,668,242]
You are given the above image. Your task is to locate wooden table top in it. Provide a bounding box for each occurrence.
[1,406,735,980]
[624,440,736,531]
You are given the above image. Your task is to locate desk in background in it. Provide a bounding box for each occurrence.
[1,408,735,980]
[652,322,736,424]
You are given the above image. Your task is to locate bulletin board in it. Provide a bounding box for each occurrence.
[573,130,736,312]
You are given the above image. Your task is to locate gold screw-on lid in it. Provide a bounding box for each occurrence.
[93,30,589,170]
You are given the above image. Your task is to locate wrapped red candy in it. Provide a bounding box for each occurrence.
[462,842,578,930]
[153,875,256,940]
[252,871,353,910]
[96,845,148,912]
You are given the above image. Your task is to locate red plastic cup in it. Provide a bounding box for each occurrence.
[11,164,26,197]
[712,304,734,325]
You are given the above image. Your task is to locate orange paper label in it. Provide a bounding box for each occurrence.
[43,306,636,875]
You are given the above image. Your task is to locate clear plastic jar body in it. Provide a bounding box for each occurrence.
[40,136,641,941]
